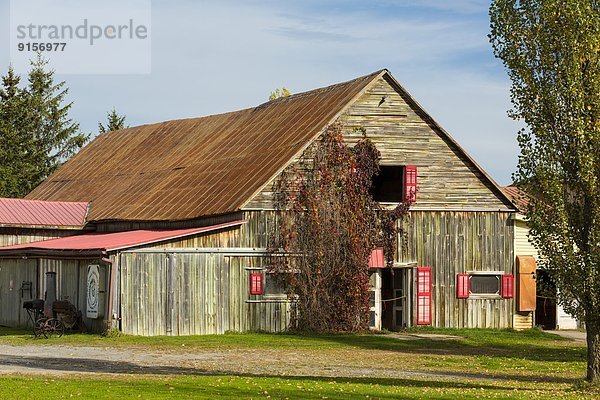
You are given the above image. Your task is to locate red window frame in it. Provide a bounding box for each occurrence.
[457,274,470,299]
[404,166,418,203]
[417,267,432,325]
[250,273,263,295]
[502,274,514,299]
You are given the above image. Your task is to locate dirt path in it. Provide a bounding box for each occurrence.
[0,343,482,381]
[547,330,586,343]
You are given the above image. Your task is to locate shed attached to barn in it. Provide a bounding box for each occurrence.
[0,70,520,335]
[0,198,89,327]
[503,185,579,330]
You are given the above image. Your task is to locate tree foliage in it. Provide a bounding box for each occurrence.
[490,0,600,380]
[99,108,128,134]
[269,87,291,101]
[0,66,27,197]
[269,122,409,332]
[0,56,88,197]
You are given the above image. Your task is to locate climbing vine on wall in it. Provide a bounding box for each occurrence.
[269,122,410,332]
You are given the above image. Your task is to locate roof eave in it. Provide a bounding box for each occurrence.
[0,223,89,230]
[0,249,106,260]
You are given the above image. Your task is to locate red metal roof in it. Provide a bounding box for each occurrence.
[0,198,89,228]
[502,186,530,214]
[0,220,246,257]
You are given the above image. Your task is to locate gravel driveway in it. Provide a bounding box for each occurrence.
[0,343,483,382]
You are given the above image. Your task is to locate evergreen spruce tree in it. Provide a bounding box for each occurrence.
[98,108,128,134]
[0,56,88,197]
[0,66,28,197]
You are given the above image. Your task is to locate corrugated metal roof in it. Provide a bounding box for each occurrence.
[26,71,384,222]
[0,220,246,257]
[0,198,88,228]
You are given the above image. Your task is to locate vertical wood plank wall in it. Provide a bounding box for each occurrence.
[0,258,109,331]
[37,259,109,332]
[401,211,514,329]
[0,259,38,327]
[119,251,291,336]
[1,210,515,333]
[0,228,80,246]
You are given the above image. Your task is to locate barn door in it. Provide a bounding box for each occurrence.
[391,268,413,329]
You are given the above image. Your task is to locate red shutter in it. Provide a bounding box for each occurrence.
[457,274,470,299]
[502,274,514,299]
[404,166,417,203]
[250,273,263,295]
[368,248,385,268]
[417,267,432,325]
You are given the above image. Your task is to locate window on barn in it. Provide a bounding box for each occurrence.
[457,272,514,299]
[470,275,500,295]
[371,166,404,202]
[371,165,417,203]
[469,273,502,298]
[264,272,289,299]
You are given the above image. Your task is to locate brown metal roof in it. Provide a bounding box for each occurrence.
[27,71,384,222]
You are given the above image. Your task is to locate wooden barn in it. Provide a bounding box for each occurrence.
[0,69,522,335]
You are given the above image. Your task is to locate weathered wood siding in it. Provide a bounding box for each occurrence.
[144,211,275,249]
[0,259,38,327]
[0,258,109,331]
[119,251,291,336]
[400,211,514,329]
[138,210,514,331]
[245,76,512,212]
[38,259,109,333]
[0,228,80,246]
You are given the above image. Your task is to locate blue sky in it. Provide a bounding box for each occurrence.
[0,0,521,185]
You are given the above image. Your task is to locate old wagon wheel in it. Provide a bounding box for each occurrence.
[43,318,65,338]
[33,318,47,338]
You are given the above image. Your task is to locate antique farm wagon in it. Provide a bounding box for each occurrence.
[0,70,522,335]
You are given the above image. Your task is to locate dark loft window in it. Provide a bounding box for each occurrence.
[371,166,404,202]
[470,275,501,295]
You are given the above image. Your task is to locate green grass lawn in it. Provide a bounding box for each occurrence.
[0,326,595,399]
[1,374,598,400]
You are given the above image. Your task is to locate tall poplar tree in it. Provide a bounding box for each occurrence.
[490,0,600,381]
